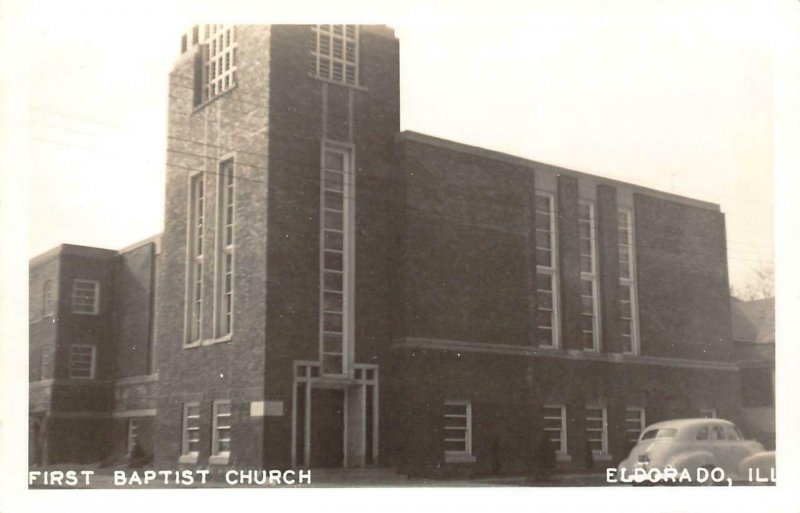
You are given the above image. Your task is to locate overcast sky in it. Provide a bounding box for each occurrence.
[25,0,776,293]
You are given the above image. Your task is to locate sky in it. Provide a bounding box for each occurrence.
[24,0,776,293]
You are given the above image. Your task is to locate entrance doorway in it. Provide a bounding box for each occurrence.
[310,388,345,468]
[292,361,379,468]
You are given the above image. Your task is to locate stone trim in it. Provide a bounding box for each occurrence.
[393,337,738,371]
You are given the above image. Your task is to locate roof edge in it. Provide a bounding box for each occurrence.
[396,130,721,212]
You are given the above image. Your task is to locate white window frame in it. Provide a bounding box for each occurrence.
[214,158,235,339]
[543,404,568,457]
[311,25,359,86]
[586,406,609,456]
[71,279,99,315]
[68,344,95,379]
[535,193,560,348]
[127,418,140,454]
[319,143,355,377]
[618,209,640,355]
[211,400,232,463]
[625,407,646,444]
[443,400,474,462]
[43,280,54,317]
[579,200,601,352]
[180,402,201,462]
[185,173,205,346]
[202,25,237,102]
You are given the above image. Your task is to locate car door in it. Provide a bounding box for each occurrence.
[724,425,754,478]
[710,425,738,476]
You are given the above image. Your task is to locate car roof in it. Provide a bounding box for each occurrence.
[644,418,735,431]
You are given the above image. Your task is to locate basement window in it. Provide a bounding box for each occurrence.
[444,400,475,463]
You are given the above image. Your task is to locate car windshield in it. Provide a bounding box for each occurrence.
[640,428,678,441]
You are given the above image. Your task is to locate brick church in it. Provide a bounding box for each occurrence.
[29,25,745,478]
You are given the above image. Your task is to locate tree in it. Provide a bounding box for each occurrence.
[732,262,774,301]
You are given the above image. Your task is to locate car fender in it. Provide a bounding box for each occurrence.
[668,450,715,472]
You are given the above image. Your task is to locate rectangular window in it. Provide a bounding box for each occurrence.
[181,402,201,457]
[586,406,608,455]
[543,404,567,455]
[320,147,352,376]
[312,25,358,86]
[618,210,639,354]
[535,193,559,348]
[68,344,95,379]
[216,159,235,338]
[443,400,472,456]
[71,279,99,315]
[187,174,205,344]
[201,25,236,102]
[212,400,232,457]
[579,201,600,351]
[43,280,54,317]
[127,418,140,454]
[625,407,646,444]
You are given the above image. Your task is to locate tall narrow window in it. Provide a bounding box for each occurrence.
[212,400,232,458]
[216,159,235,338]
[68,344,95,379]
[187,174,205,344]
[181,402,201,459]
[618,210,639,354]
[535,194,559,348]
[71,279,99,315]
[42,280,54,317]
[320,147,351,376]
[586,406,608,456]
[443,400,472,459]
[579,201,600,351]
[543,404,567,456]
[202,25,236,102]
[625,407,646,445]
[312,25,358,85]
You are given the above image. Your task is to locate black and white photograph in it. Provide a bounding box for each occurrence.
[1,0,798,511]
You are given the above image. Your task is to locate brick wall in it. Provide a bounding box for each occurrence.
[112,243,156,378]
[635,194,734,360]
[153,25,272,468]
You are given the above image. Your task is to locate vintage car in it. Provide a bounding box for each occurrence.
[617,418,765,484]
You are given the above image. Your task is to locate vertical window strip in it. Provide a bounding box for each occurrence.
[535,194,559,348]
[312,25,358,86]
[579,201,600,351]
[543,404,567,454]
[217,160,235,338]
[320,148,348,376]
[188,174,204,344]
[618,210,639,354]
[585,406,608,455]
